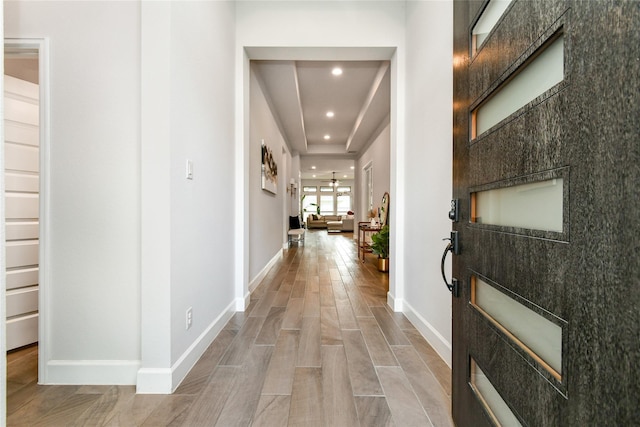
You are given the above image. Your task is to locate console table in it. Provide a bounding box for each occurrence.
[358,222,381,262]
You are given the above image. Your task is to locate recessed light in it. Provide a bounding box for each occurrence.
[350,166,355,170]
[332,67,343,76]
[312,174,316,178]
[324,135,331,140]
[326,111,334,118]
[311,166,316,170]
[343,175,347,178]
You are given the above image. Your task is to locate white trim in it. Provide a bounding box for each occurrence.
[403,299,452,368]
[135,368,172,394]
[46,360,141,385]
[236,291,251,312]
[249,249,282,293]
[0,14,6,421]
[137,298,236,394]
[4,37,51,385]
[386,291,402,312]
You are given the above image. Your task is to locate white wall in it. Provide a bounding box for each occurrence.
[249,66,290,283]
[5,1,142,383]
[356,124,391,223]
[402,0,454,366]
[5,0,238,391]
[139,1,237,392]
[168,1,237,367]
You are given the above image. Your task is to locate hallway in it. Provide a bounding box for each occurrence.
[7,231,452,426]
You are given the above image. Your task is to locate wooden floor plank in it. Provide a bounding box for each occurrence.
[302,288,320,318]
[321,346,359,426]
[404,329,452,395]
[5,230,452,427]
[281,297,304,330]
[252,395,291,427]
[355,396,395,427]
[174,329,237,395]
[255,306,286,345]
[296,316,322,367]
[359,317,399,366]
[377,366,432,427]
[393,346,454,427]
[219,316,265,366]
[261,330,300,395]
[178,366,237,427]
[320,306,343,345]
[370,306,411,346]
[288,367,324,427]
[214,345,274,426]
[342,330,384,396]
[319,282,335,307]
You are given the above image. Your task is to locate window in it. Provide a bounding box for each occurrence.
[320,195,334,215]
[336,186,351,193]
[320,186,334,192]
[303,186,317,192]
[337,194,351,215]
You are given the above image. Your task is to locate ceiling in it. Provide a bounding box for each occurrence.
[252,60,390,180]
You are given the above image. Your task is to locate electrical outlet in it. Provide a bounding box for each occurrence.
[186,307,193,330]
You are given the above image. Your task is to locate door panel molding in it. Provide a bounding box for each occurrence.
[453,1,640,425]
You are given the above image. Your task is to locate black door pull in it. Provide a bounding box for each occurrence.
[441,231,460,297]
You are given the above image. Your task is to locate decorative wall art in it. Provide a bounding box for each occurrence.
[261,140,278,194]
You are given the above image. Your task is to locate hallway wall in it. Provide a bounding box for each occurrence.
[355,123,391,222]
[236,0,454,366]
[403,0,454,365]
[249,65,290,284]
[5,1,142,383]
[5,1,238,390]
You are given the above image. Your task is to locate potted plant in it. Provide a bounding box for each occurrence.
[370,225,389,272]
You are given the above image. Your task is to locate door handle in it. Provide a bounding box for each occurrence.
[441,231,460,297]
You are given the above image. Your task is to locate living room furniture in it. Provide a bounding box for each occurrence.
[288,216,305,246]
[358,221,381,261]
[306,215,354,231]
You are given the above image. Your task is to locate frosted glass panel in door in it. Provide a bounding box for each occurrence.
[472,0,514,52]
[474,35,564,137]
[473,178,563,232]
[473,277,563,376]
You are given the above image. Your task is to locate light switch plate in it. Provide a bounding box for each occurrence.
[186,160,193,180]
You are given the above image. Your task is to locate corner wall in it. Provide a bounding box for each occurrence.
[5,1,142,384]
[139,1,238,392]
[402,0,454,366]
[356,124,391,222]
[249,66,291,286]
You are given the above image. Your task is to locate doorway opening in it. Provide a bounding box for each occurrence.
[4,38,49,388]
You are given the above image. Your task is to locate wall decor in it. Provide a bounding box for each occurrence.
[261,140,278,194]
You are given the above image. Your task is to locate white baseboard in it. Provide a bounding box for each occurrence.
[235,292,250,311]
[387,291,403,311]
[136,368,172,394]
[46,359,140,385]
[137,299,236,394]
[402,300,452,368]
[249,250,282,293]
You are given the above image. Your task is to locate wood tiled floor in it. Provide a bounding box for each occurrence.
[6,230,453,426]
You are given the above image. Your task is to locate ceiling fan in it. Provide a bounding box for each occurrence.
[322,172,340,187]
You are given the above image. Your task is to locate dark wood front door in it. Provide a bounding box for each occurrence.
[452,1,639,425]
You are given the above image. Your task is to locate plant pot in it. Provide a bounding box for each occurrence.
[377,257,389,272]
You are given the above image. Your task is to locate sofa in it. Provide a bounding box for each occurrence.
[306,215,354,232]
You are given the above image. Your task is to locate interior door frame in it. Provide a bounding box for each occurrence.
[4,38,51,385]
